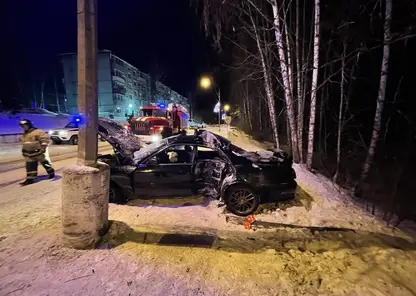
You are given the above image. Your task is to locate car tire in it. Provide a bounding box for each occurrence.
[109,183,126,204]
[69,135,78,145]
[224,185,260,216]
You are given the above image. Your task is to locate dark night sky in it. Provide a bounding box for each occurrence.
[1,0,216,105]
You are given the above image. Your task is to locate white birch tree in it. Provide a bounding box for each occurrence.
[248,5,280,148]
[333,40,347,182]
[356,0,393,193]
[270,0,300,162]
[295,0,304,161]
[306,0,321,169]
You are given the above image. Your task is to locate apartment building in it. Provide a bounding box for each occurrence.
[59,50,152,119]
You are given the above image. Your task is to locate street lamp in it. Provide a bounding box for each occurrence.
[223,104,230,112]
[128,104,132,108]
[200,76,212,89]
[199,75,221,131]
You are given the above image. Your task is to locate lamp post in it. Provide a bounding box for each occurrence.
[61,0,109,250]
[77,0,98,166]
[223,104,230,132]
[199,75,221,131]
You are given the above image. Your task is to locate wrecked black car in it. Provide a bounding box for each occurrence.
[97,118,297,216]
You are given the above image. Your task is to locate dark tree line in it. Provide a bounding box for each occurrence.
[194,0,416,224]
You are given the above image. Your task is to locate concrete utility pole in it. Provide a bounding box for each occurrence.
[77,0,98,166]
[61,0,110,250]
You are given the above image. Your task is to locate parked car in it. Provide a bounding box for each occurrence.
[97,118,297,216]
[48,121,80,145]
[49,120,108,145]
[188,119,205,129]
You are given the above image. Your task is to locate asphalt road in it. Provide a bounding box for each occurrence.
[0,141,113,173]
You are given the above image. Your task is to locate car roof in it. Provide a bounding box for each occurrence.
[171,135,199,144]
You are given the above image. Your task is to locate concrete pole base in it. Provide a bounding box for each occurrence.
[61,161,110,249]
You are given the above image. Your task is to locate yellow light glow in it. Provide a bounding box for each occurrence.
[200,76,212,89]
[223,104,230,112]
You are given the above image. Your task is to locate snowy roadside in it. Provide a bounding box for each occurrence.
[206,126,414,239]
[1,127,416,295]
[1,180,416,296]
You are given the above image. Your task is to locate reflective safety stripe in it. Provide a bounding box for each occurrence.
[27,171,37,179]
[40,160,55,175]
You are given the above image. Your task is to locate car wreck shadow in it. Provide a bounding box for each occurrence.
[126,195,212,208]
[255,187,314,214]
[99,220,416,254]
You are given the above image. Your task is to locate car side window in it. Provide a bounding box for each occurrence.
[197,146,222,160]
[155,144,194,164]
[144,156,158,167]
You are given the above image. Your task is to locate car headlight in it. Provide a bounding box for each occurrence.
[59,131,68,136]
[151,134,162,142]
[49,130,53,134]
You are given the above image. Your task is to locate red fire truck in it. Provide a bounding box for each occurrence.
[127,103,189,138]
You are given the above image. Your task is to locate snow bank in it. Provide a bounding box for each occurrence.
[205,126,413,237]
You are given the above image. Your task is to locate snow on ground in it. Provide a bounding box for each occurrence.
[0,126,415,296]
[207,126,412,237]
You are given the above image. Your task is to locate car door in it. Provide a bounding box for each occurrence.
[193,145,229,191]
[133,144,195,197]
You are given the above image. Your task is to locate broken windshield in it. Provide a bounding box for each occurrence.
[133,136,179,163]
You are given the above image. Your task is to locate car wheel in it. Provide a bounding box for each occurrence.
[69,135,78,145]
[225,185,260,216]
[109,183,126,204]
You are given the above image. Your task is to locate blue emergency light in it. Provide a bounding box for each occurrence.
[71,115,85,126]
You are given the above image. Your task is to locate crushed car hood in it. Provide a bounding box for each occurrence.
[236,149,291,164]
[98,117,145,162]
[199,131,231,150]
[198,130,290,164]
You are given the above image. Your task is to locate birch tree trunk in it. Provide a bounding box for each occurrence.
[284,15,293,96]
[295,0,304,161]
[357,0,392,191]
[249,10,280,148]
[333,42,346,182]
[306,0,321,169]
[271,0,299,162]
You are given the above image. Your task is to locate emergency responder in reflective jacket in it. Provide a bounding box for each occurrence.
[19,119,55,186]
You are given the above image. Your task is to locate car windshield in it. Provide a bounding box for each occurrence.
[65,122,79,128]
[133,135,179,162]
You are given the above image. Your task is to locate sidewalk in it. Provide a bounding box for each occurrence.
[0,141,111,165]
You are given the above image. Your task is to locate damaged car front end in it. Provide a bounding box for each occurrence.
[97,119,297,216]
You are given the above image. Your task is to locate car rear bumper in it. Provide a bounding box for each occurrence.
[258,179,297,202]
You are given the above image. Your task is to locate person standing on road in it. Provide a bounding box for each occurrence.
[19,119,55,186]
